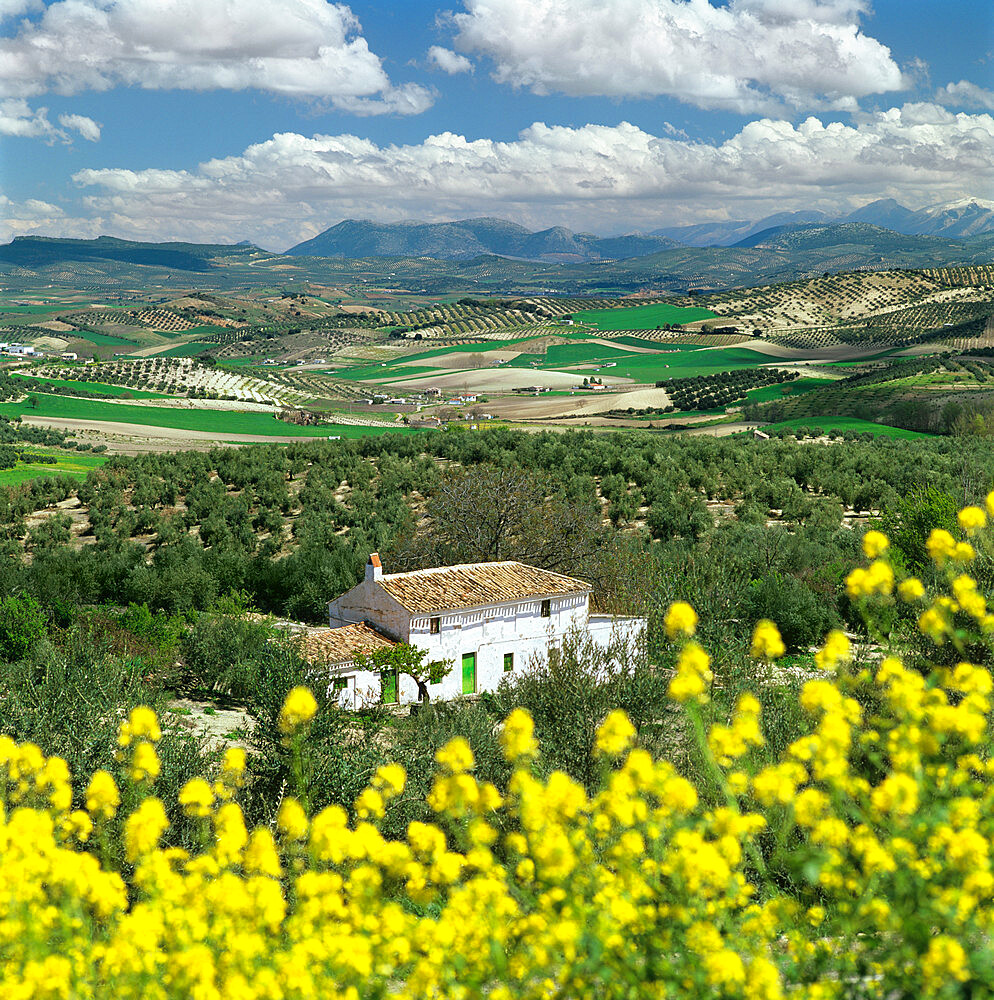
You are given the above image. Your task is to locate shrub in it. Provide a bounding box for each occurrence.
[0,593,46,661]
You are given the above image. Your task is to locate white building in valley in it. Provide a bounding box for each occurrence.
[302,554,645,709]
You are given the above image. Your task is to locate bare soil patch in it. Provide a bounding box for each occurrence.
[22,417,318,454]
[489,386,672,419]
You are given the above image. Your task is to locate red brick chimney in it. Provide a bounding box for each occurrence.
[365,551,382,584]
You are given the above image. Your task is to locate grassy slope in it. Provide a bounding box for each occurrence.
[154,342,215,358]
[574,302,717,329]
[0,394,417,438]
[761,416,932,439]
[66,329,136,346]
[0,449,107,486]
[555,346,774,381]
[13,373,171,398]
[744,378,836,403]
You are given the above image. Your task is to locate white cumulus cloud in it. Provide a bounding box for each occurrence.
[427,46,473,75]
[450,0,907,112]
[0,0,42,19]
[0,194,79,242]
[0,98,99,143]
[64,104,994,249]
[935,80,994,111]
[0,0,431,115]
[58,113,101,142]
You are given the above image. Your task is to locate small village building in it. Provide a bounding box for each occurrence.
[307,554,645,708]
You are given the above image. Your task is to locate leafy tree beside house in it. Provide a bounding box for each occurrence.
[353,644,452,706]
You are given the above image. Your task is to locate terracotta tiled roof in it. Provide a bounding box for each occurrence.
[300,622,397,665]
[377,561,590,614]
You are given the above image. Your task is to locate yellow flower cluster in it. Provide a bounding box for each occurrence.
[278,686,318,736]
[4,521,994,999]
[664,600,698,639]
[750,620,785,660]
[668,641,713,704]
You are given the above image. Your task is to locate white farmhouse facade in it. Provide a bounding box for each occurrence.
[302,554,645,709]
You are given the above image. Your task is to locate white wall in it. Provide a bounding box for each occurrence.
[320,584,648,710]
[405,593,589,702]
[588,615,646,651]
[327,579,411,642]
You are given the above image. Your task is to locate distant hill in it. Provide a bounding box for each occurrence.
[0,235,261,272]
[729,222,966,253]
[873,199,994,239]
[651,211,828,247]
[285,217,679,261]
[653,199,994,247]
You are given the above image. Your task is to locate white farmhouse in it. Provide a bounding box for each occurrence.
[305,554,645,709]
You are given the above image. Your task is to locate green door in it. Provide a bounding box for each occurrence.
[461,652,477,695]
[382,667,397,704]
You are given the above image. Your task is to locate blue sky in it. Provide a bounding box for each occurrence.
[0,0,991,248]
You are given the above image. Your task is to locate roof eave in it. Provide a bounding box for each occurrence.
[389,587,592,618]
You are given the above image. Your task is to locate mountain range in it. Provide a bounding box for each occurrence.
[652,198,994,246]
[3,223,993,297]
[286,199,994,261]
[285,217,680,262]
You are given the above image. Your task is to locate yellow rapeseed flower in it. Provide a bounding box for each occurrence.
[898,577,925,602]
[435,737,474,774]
[129,741,160,784]
[814,631,851,672]
[178,777,215,819]
[278,686,318,735]
[922,936,969,991]
[751,620,785,660]
[862,530,889,559]
[596,710,636,757]
[128,706,162,743]
[124,797,169,862]
[954,541,976,564]
[355,787,385,820]
[243,828,282,878]
[500,708,538,763]
[276,797,308,841]
[221,747,247,780]
[85,769,119,820]
[372,763,407,799]
[668,641,712,704]
[927,529,957,566]
[846,560,893,600]
[664,601,698,639]
[958,506,987,535]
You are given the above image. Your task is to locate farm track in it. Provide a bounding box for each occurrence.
[21,417,332,453]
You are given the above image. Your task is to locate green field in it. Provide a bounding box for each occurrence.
[761,416,932,439]
[339,363,440,382]
[181,325,227,338]
[340,340,777,386]
[0,304,62,315]
[744,378,836,403]
[502,343,772,382]
[12,373,171,398]
[574,302,717,330]
[68,329,136,346]
[0,449,107,487]
[0,394,418,438]
[155,341,215,358]
[613,337,706,350]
